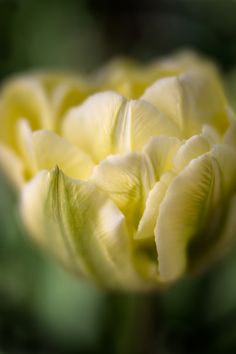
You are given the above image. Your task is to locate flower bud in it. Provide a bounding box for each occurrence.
[0,53,236,291]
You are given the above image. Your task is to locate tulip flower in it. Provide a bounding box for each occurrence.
[0,52,236,290]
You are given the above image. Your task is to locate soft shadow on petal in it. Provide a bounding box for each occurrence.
[173,134,210,171]
[21,167,150,290]
[155,154,215,282]
[224,122,236,146]
[211,144,236,196]
[17,121,94,180]
[144,136,181,180]
[91,152,155,230]
[136,172,174,240]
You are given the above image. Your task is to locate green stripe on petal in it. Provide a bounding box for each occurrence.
[21,167,150,290]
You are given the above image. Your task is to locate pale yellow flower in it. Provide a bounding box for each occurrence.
[0,52,236,291]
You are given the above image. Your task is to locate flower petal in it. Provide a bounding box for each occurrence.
[142,70,229,136]
[21,167,149,290]
[144,136,181,180]
[155,154,215,281]
[52,79,93,130]
[211,144,236,196]
[201,124,221,146]
[174,135,210,171]
[62,91,125,162]
[17,122,94,180]
[91,153,155,230]
[114,99,180,153]
[32,130,94,180]
[62,92,180,163]
[0,144,24,188]
[224,122,236,146]
[136,173,174,240]
[0,77,52,148]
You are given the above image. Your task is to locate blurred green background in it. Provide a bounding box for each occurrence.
[1,0,236,353]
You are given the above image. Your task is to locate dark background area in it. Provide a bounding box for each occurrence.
[1,0,236,79]
[1,0,236,353]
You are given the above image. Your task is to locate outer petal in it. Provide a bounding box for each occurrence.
[211,144,236,196]
[21,167,149,290]
[155,154,216,281]
[0,77,52,148]
[142,70,229,136]
[0,144,24,188]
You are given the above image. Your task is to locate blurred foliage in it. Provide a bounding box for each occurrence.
[1,0,236,353]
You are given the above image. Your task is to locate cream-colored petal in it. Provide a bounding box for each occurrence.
[0,144,24,188]
[17,122,94,180]
[115,99,180,153]
[62,91,125,162]
[136,172,174,240]
[92,58,141,98]
[174,135,210,171]
[142,76,184,130]
[155,154,215,281]
[211,144,236,196]
[91,152,155,230]
[52,80,93,130]
[202,124,222,146]
[142,70,229,136]
[62,92,180,163]
[17,120,37,176]
[32,130,94,180]
[21,167,148,290]
[0,77,52,148]
[144,136,181,180]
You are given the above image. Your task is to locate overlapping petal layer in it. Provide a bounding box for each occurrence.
[0,52,236,290]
